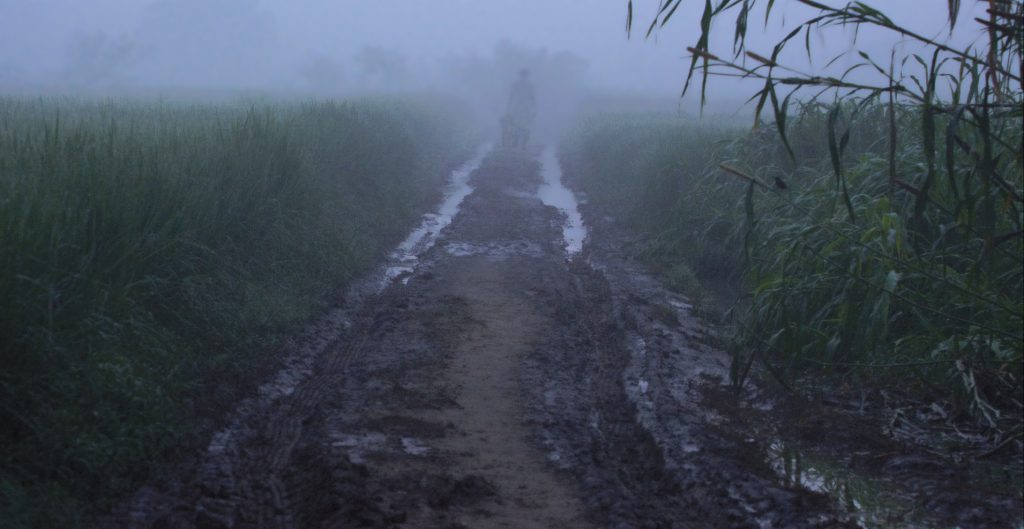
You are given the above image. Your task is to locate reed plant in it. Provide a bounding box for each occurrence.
[0,96,474,526]
[565,1,1022,434]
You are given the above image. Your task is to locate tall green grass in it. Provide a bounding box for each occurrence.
[559,113,744,300]
[0,97,475,526]
[608,0,1024,431]
[561,101,1022,428]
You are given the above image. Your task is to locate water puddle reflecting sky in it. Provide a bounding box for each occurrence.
[380,145,489,287]
[538,146,587,256]
[765,440,926,529]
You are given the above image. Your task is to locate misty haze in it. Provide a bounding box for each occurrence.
[1,2,1021,528]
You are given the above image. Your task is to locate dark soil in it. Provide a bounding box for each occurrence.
[96,147,1022,529]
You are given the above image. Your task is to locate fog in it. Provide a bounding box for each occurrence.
[0,0,993,134]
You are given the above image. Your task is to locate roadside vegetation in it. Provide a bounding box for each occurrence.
[563,1,1022,438]
[0,97,475,526]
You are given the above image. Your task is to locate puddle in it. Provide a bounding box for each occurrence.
[443,240,543,259]
[380,145,489,287]
[331,432,389,464]
[765,441,925,529]
[400,437,430,456]
[667,298,693,313]
[538,146,587,256]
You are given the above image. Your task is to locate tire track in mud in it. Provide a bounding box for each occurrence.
[99,150,598,529]
[192,300,380,529]
[557,217,861,528]
[100,147,862,529]
[182,149,495,528]
[561,263,686,528]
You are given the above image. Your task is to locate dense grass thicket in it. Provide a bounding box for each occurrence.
[567,0,1023,435]
[0,97,475,525]
[561,101,1023,427]
[559,114,743,295]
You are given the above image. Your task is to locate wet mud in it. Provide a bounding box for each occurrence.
[99,147,1021,529]
[571,175,1022,528]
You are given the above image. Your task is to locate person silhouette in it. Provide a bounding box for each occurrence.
[501,68,536,149]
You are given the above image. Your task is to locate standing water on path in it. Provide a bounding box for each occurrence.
[381,145,489,286]
[539,146,587,255]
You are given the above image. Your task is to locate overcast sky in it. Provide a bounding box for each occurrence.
[0,0,996,106]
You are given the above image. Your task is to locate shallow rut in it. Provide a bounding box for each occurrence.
[100,148,863,529]
[191,300,380,528]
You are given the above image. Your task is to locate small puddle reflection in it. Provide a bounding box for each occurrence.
[766,441,921,529]
[380,145,488,287]
[400,437,430,456]
[539,146,587,256]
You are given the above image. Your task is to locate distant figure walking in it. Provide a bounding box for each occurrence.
[501,69,536,150]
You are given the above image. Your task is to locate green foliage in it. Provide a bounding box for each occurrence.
[560,114,745,290]
[596,0,1024,429]
[0,97,475,526]
[563,97,1022,427]
[729,102,1022,422]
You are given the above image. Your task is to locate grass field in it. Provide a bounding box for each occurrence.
[0,96,475,526]
[561,101,1023,428]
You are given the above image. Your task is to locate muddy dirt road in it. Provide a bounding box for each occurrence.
[102,148,1021,529]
